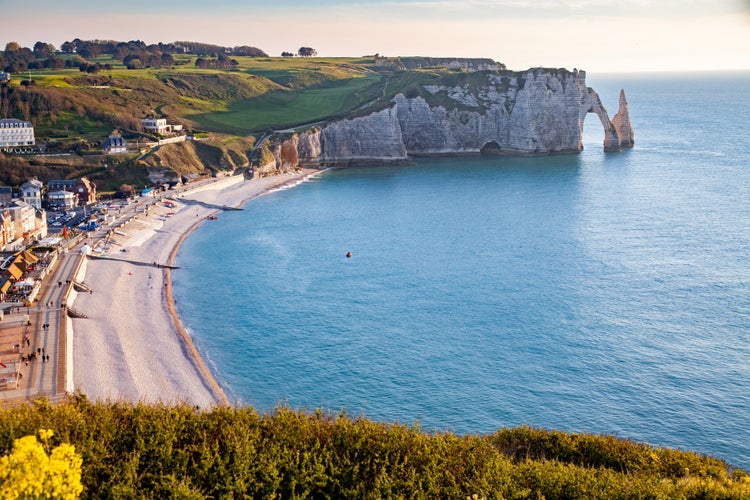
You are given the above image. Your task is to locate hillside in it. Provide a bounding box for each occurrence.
[0,48,526,190]
[1,397,747,498]
[138,136,255,175]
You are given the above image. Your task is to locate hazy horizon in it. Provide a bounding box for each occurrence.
[2,0,749,73]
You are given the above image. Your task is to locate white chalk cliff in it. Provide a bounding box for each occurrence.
[309,68,633,166]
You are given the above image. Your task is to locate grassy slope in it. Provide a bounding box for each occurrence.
[194,75,382,132]
[22,56,487,138]
[138,136,255,174]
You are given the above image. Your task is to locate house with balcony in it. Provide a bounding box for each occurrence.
[142,118,169,134]
[0,118,35,150]
[47,177,96,206]
[8,201,46,245]
[142,118,182,135]
[47,190,77,211]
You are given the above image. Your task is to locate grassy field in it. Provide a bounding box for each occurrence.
[18,55,390,135]
[193,74,383,132]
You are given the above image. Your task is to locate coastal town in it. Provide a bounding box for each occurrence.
[0,113,230,402]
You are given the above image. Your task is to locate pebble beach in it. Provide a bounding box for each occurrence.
[69,170,318,407]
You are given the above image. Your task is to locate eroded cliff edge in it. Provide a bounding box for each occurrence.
[259,67,633,173]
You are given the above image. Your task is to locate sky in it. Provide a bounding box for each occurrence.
[2,0,749,73]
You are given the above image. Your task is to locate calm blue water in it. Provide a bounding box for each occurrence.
[174,71,750,468]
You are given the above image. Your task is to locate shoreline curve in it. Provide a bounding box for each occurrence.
[70,169,322,408]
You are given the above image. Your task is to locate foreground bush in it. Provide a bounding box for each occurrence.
[0,396,747,498]
[0,429,83,499]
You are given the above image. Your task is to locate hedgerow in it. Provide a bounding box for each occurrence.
[0,396,747,498]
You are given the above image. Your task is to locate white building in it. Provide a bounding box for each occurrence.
[142,118,182,135]
[47,191,77,211]
[20,179,43,209]
[8,201,46,243]
[0,118,35,149]
[142,118,170,134]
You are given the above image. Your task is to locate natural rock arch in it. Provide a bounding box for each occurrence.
[580,87,634,152]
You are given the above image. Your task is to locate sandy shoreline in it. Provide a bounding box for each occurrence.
[70,170,320,407]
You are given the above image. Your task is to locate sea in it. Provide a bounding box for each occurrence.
[173,71,750,469]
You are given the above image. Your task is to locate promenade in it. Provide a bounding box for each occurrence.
[0,174,233,404]
[0,247,81,403]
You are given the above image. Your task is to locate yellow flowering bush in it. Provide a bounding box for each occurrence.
[0,429,83,499]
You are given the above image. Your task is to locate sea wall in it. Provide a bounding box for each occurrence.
[287,68,632,167]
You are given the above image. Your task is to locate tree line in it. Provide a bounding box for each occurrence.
[0,39,268,73]
[282,47,318,57]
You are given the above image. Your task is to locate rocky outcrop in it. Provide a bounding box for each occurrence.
[278,136,299,171]
[376,57,504,72]
[612,90,634,148]
[286,68,632,167]
[297,129,322,166]
[582,86,622,152]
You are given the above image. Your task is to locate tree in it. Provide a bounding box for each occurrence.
[233,45,268,57]
[4,42,21,53]
[43,57,65,70]
[160,53,175,67]
[297,47,317,57]
[60,41,75,54]
[281,51,294,58]
[33,41,55,59]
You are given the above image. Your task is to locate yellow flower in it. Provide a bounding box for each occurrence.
[0,431,83,499]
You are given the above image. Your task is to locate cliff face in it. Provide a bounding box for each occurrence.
[320,108,408,166]
[297,129,322,166]
[305,68,632,166]
[376,57,504,72]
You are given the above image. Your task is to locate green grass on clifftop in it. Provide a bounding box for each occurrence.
[192,75,383,132]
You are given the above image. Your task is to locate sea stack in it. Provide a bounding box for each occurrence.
[612,89,635,148]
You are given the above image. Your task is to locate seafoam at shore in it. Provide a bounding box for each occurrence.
[69,170,320,407]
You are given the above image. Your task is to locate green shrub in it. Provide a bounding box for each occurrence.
[0,397,746,498]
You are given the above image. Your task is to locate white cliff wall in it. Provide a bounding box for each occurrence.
[320,107,408,166]
[394,69,587,155]
[302,68,631,166]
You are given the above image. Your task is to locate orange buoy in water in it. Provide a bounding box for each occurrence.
[346,252,352,258]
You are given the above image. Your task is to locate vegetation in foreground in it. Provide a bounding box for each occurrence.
[0,397,747,498]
